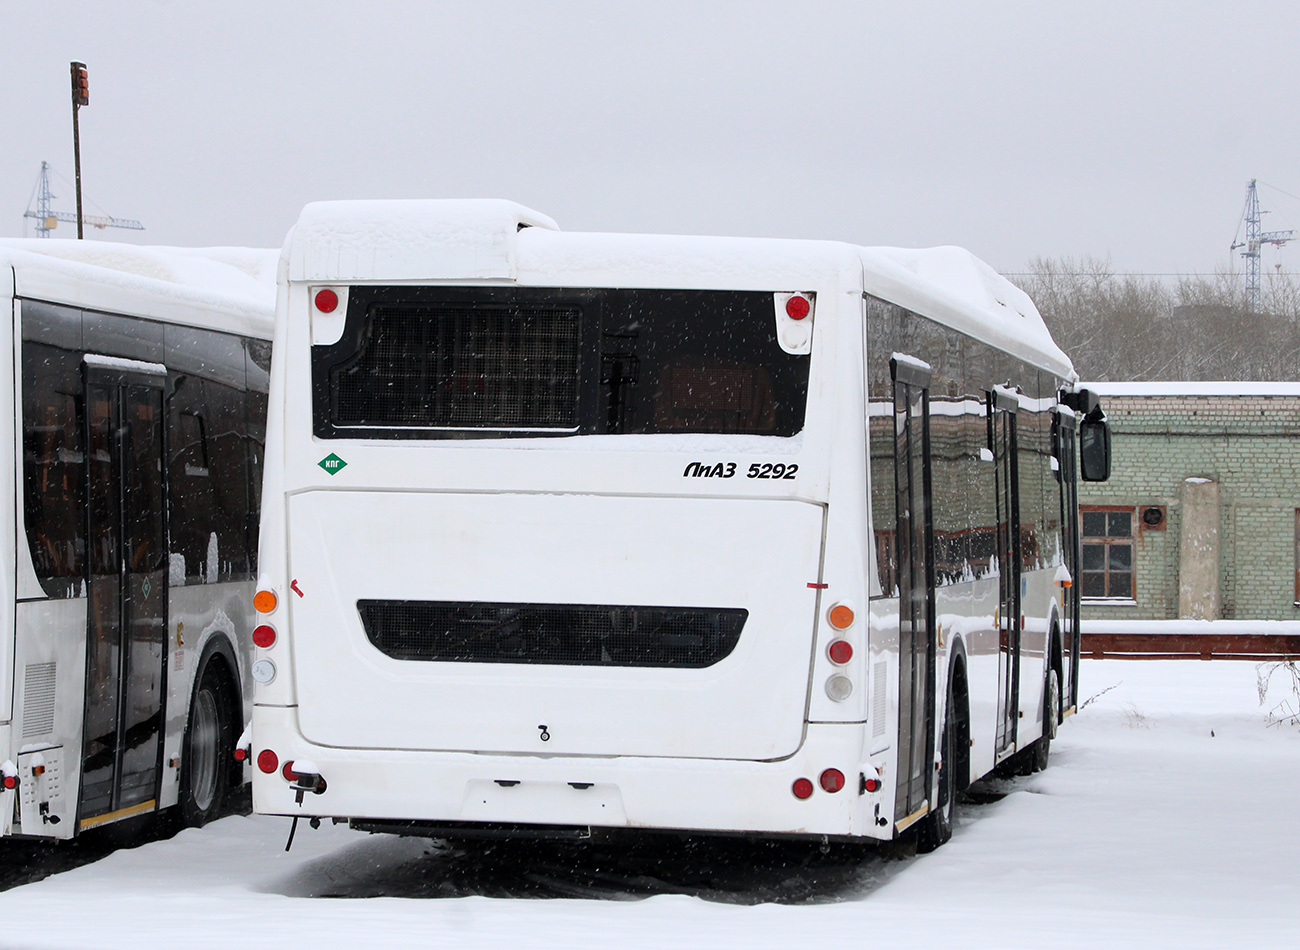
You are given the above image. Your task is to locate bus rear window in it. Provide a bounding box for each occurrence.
[312,287,809,439]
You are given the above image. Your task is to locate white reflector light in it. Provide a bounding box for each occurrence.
[252,659,277,685]
[825,675,853,702]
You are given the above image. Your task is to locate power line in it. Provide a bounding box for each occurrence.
[1257,180,1300,203]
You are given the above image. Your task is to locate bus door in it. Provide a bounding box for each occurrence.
[990,388,1021,760]
[891,355,936,827]
[78,358,168,829]
[1054,408,1081,713]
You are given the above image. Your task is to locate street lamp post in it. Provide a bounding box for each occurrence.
[70,62,89,240]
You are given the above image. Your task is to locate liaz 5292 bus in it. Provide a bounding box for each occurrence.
[0,240,275,838]
[251,200,1109,850]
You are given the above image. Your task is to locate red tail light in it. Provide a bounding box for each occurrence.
[820,768,845,793]
[252,624,276,648]
[233,748,247,762]
[792,778,814,800]
[2,776,15,789]
[786,295,810,320]
[827,640,853,665]
[314,289,339,313]
[862,775,881,793]
[256,750,279,774]
[282,761,298,782]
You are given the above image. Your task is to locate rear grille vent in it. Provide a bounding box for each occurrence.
[332,305,581,429]
[358,601,747,668]
[22,662,56,738]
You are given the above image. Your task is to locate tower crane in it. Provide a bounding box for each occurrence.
[1230,178,1293,312]
[22,161,143,238]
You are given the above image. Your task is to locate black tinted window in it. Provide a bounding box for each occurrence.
[313,287,810,439]
[21,300,266,595]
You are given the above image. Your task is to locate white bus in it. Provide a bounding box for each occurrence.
[252,200,1109,849]
[0,240,276,838]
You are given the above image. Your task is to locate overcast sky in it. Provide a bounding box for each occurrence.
[4,1,1299,276]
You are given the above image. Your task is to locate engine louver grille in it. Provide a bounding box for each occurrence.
[357,600,747,668]
[332,305,581,429]
[23,662,56,738]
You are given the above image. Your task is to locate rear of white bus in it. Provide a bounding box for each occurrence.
[251,203,885,840]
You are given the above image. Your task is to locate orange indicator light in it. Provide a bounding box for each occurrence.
[828,603,855,630]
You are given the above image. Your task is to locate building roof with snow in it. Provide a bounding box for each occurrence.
[1087,381,1300,397]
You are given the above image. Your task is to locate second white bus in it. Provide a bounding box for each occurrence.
[1,240,276,838]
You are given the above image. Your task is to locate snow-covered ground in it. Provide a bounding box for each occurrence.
[2,660,1298,949]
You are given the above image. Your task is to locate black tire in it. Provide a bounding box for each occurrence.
[179,656,237,827]
[917,680,958,853]
[1031,667,1059,773]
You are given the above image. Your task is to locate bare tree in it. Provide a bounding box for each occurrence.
[1010,258,1300,381]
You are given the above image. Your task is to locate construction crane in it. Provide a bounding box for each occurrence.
[22,161,143,238]
[1230,178,1293,312]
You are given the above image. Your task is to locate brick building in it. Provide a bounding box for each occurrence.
[1078,382,1300,622]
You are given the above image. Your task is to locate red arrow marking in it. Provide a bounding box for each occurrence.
[291,580,304,598]
[807,583,828,589]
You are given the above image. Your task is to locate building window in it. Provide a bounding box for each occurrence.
[1081,506,1134,600]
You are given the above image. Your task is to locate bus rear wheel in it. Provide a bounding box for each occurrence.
[917,683,958,853]
[1031,667,1060,773]
[180,659,236,826]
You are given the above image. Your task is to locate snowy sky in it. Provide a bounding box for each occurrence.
[4,1,1300,275]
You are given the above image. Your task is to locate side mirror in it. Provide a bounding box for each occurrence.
[1079,415,1111,482]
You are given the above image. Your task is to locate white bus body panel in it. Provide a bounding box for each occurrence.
[287,491,825,761]
[162,580,258,809]
[11,599,86,838]
[255,706,878,837]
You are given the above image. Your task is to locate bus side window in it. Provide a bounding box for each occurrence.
[166,325,254,583]
[205,380,252,580]
[243,339,270,573]
[23,376,85,598]
[168,383,218,584]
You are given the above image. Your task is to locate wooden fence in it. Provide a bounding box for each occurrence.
[1079,631,1300,661]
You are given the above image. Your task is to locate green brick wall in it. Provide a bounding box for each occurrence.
[1078,393,1300,621]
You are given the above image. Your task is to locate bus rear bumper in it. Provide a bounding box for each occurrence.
[251,705,892,840]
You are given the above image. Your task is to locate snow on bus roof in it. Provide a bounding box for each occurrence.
[1085,381,1300,397]
[287,199,560,282]
[859,245,1073,380]
[0,239,277,338]
[284,199,1073,378]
